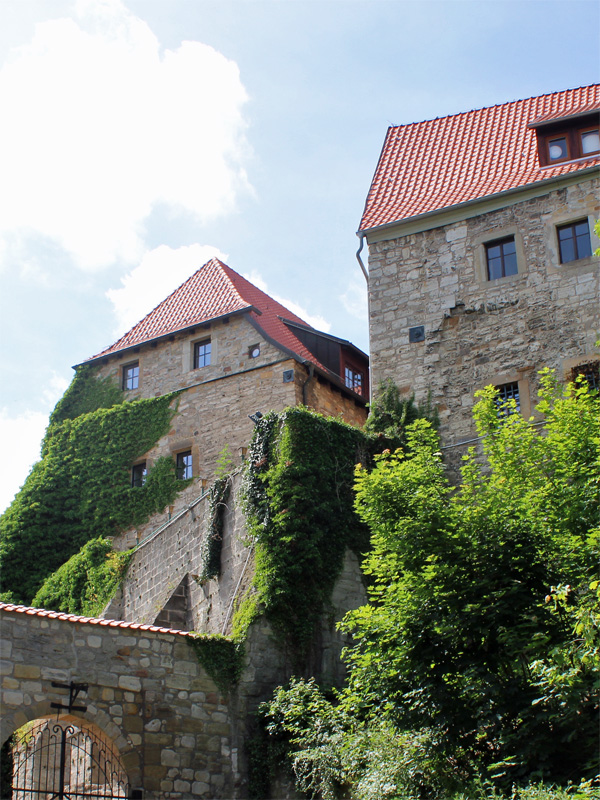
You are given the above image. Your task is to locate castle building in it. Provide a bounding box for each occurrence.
[80,257,368,517]
[358,85,599,452]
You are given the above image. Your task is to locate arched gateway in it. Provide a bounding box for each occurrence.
[10,716,130,799]
[1,603,243,799]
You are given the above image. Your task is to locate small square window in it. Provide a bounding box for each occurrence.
[495,382,520,415]
[485,237,518,281]
[547,136,568,162]
[570,361,599,392]
[176,451,193,480]
[249,344,261,358]
[344,366,363,395]
[557,220,592,264]
[131,462,147,487]
[123,362,139,390]
[194,340,211,369]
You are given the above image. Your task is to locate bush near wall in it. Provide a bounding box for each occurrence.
[0,367,184,604]
[32,537,133,617]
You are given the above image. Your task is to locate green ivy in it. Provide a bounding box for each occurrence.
[187,634,245,696]
[198,476,232,584]
[48,364,124,428]
[0,392,182,603]
[239,407,372,663]
[32,537,132,617]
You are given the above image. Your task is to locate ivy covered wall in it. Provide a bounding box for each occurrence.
[239,408,373,663]
[0,367,186,604]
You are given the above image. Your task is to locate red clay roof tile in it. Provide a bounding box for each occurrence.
[0,602,197,637]
[360,85,600,232]
[85,258,327,371]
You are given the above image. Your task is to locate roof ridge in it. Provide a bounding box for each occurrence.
[386,83,600,132]
[360,84,600,231]
[86,258,253,361]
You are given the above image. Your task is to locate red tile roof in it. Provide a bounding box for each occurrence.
[86,258,326,370]
[359,85,600,232]
[0,602,196,637]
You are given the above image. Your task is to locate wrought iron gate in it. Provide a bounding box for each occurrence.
[10,719,130,799]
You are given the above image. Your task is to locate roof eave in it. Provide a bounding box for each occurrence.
[358,163,600,242]
[246,315,368,405]
[280,317,369,360]
[75,306,256,369]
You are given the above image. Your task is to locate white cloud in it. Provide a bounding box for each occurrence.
[0,372,69,514]
[107,243,227,336]
[244,270,331,332]
[0,0,251,271]
[341,276,368,321]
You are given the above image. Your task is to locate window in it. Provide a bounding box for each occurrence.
[131,462,147,487]
[557,220,592,263]
[345,366,363,395]
[194,340,211,369]
[123,362,139,390]
[485,237,518,281]
[249,344,261,358]
[176,451,193,480]
[495,382,520,415]
[570,361,599,392]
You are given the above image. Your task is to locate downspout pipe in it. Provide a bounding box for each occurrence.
[356,231,373,405]
[356,232,368,282]
[302,362,315,406]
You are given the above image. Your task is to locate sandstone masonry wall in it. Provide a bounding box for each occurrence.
[92,314,365,536]
[109,473,252,635]
[368,178,600,459]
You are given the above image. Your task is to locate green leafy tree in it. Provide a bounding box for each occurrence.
[259,373,599,797]
[343,372,599,786]
[364,379,438,449]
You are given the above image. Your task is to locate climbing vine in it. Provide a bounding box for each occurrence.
[187,634,245,696]
[198,476,232,584]
[32,537,133,617]
[0,390,184,603]
[48,364,124,428]
[239,408,372,663]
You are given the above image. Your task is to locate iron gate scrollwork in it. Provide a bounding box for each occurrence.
[10,719,130,799]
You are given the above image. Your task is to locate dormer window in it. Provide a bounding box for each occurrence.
[533,112,600,167]
[344,366,364,395]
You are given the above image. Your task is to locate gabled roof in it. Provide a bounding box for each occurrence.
[359,84,600,233]
[85,259,331,375]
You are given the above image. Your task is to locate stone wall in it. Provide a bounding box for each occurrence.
[0,606,242,798]
[367,177,600,458]
[108,473,368,693]
[107,472,252,635]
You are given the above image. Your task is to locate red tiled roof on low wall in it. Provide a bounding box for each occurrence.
[0,602,196,638]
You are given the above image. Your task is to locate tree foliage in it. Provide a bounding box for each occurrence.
[259,373,600,797]
[364,379,439,449]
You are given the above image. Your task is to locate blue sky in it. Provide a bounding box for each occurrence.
[1,0,598,511]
